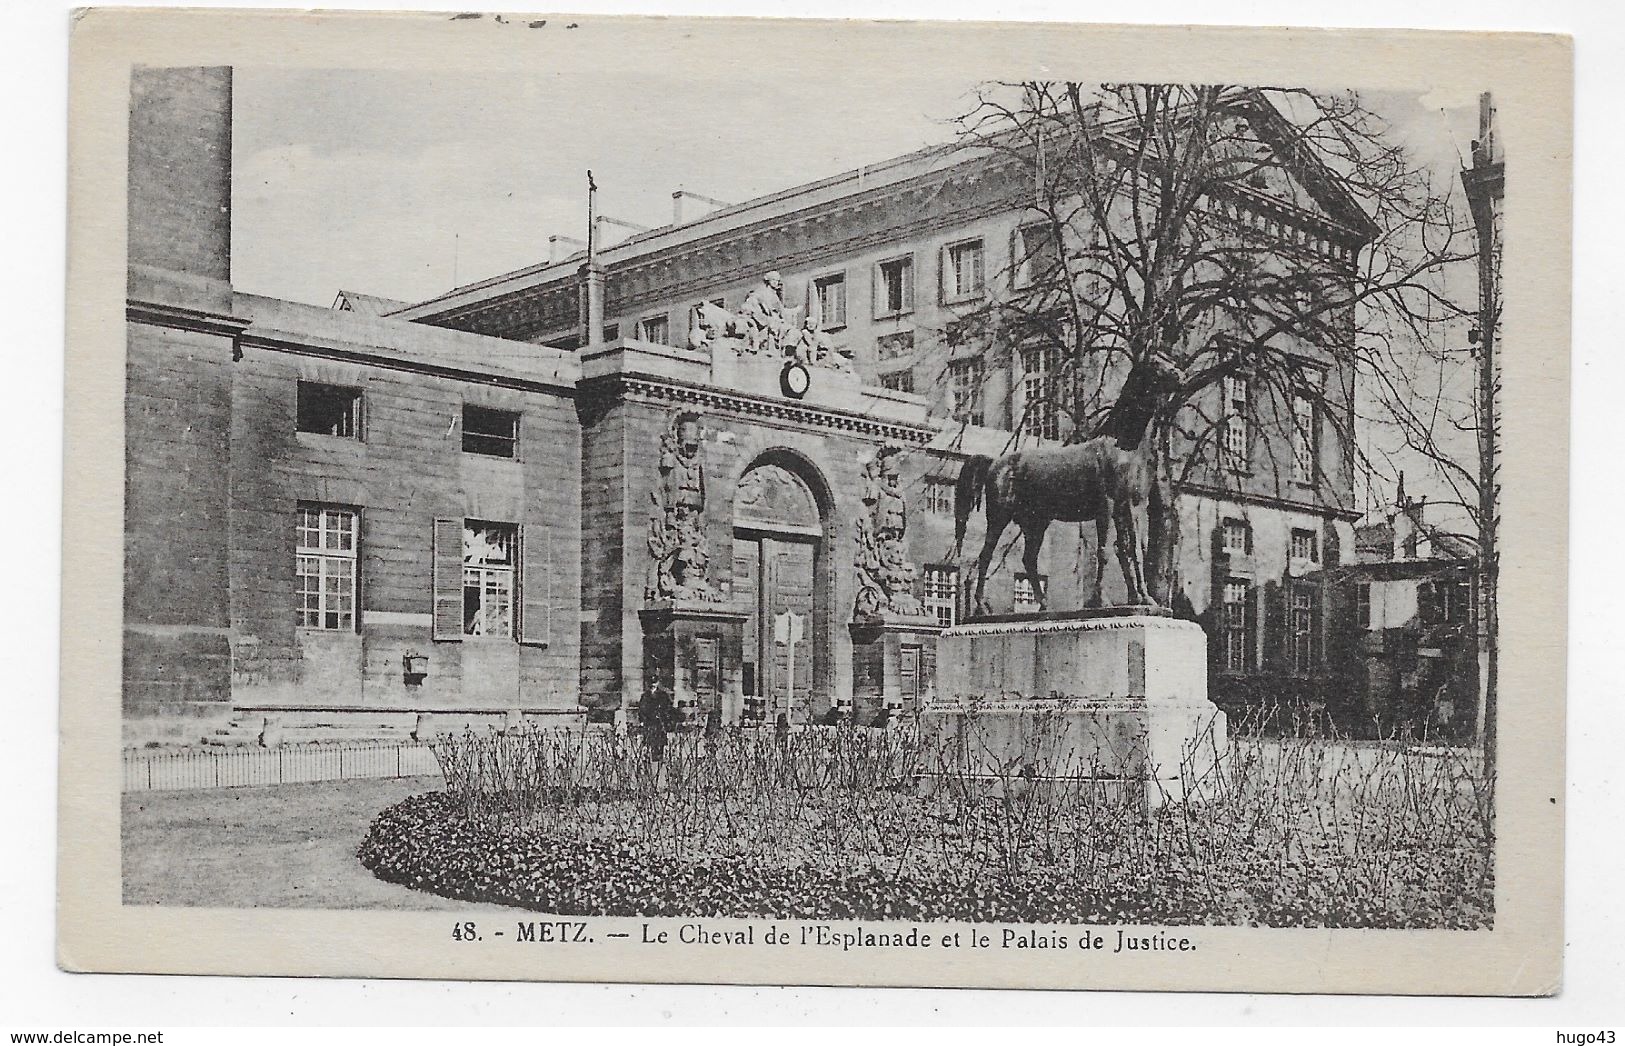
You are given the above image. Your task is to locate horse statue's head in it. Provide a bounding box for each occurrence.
[1103,347,1188,451]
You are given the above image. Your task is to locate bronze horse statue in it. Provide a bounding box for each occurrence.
[954,350,1187,614]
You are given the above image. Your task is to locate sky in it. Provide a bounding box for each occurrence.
[231,71,1481,309]
[231,63,984,307]
[229,63,1485,524]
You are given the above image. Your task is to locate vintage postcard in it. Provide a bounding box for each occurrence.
[60,8,1571,993]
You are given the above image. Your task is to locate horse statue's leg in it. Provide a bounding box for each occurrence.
[1019,519,1049,611]
[1088,512,1109,608]
[1113,497,1153,605]
[973,505,1007,618]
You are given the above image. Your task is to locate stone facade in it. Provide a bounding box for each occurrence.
[121,67,1367,737]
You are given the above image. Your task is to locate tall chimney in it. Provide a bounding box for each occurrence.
[549,234,585,263]
[671,188,734,225]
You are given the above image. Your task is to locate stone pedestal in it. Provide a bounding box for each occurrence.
[847,613,942,725]
[639,600,749,727]
[921,609,1227,809]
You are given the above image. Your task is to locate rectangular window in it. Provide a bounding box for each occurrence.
[924,477,954,515]
[1355,582,1372,629]
[1290,584,1319,674]
[638,314,670,345]
[462,405,520,458]
[1436,578,1471,625]
[296,504,357,631]
[945,239,985,301]
[1292,393,1317,484]
[1020,345,1063,441]
[923,565,959,628]
[1013,223,1061,289]
[1291,527,1319,563]
[462,520,517,638]
[601,323,620,342]
[876,330,915,361]
[875,256,915,317]
[949,357,986,427]
[814,272,847,329]
[1222,579,1250,672]
[1222,518,1251,555]
[880,369,915,394]
[296,381,362,438]
[1014,573,1046,613]
[1222,376,1249,471]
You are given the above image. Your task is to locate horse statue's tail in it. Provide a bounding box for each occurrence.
[953,454,993,558]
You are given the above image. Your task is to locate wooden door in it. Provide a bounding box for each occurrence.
[732,536,761,712]
[765,537,816,718]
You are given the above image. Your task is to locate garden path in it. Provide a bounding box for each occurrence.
[122,776,508,910]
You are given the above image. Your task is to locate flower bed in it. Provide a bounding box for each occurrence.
[358,731,1495,928]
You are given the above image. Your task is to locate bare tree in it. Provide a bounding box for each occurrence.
[935,82,1475,477]
[922,82,1483,663]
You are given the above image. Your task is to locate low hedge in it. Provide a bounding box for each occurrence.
[357,792,1492,927]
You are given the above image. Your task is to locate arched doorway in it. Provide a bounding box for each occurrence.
[732,459,827,723]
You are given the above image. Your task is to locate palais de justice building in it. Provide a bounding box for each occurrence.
[123,68,1370,739]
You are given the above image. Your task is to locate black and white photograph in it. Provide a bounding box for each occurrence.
[57,9,1570,995]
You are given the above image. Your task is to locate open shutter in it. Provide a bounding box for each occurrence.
[432,518,463,641]
[518,523,551,647]
[1261,580,1285,673]
[1244,584,1260,673]
[1417,580,1437,627]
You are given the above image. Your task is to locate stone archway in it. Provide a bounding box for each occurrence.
[731,455,832,724]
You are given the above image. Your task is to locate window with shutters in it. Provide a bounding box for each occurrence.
[949,357,986,426]
[1222,579,1251,672]
[1292,393,1317,484]
[462,405,520,458]
[876,330,915,361]
[1289,583,1320,674]
[462,520,517,638]
[1222,518,1252,556]
[813,272,847,330]
[1013,223,1061,290]
[875,256,914,317]
[296,504,357,631]
[923,565,959,627]
[1020,345,1062,441]
[296,381,362,439]
[944,238,985,302]
[1222,376,1249,472]
[880,369,915,394]
[638,313,670,345]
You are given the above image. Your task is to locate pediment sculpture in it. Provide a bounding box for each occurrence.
[687,270,857,375]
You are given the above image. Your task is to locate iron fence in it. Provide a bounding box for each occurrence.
[123,740,441,793]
